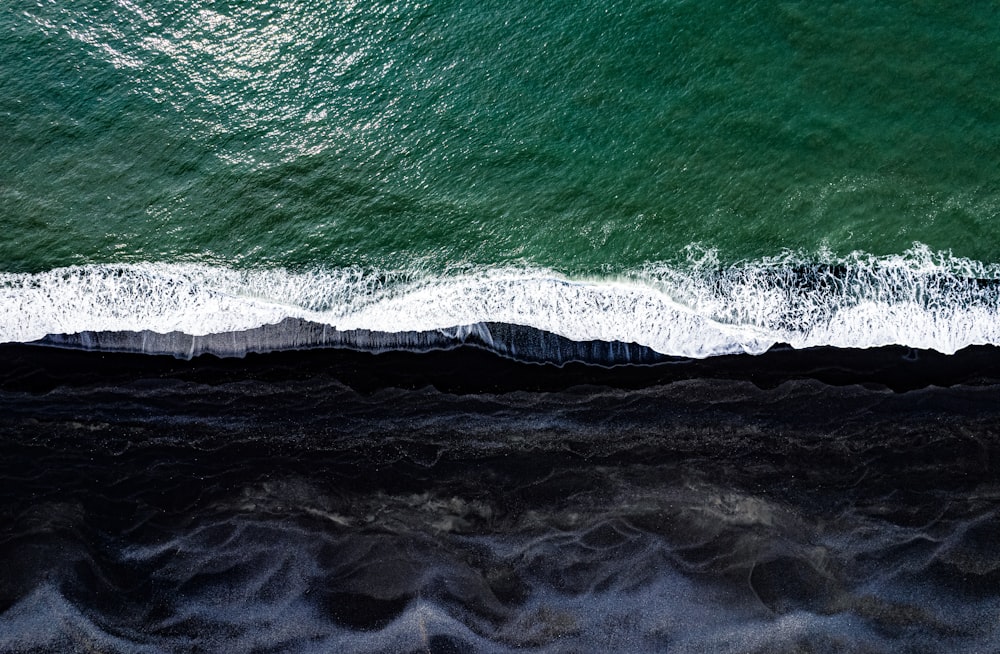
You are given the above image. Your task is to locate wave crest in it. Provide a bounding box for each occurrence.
[3,245,999,359]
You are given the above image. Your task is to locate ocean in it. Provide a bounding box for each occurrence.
[2,0,1000,651]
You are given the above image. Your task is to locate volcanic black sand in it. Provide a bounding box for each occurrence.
[2,342,1000,652]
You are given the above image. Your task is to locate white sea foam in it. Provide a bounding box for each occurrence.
[2,245,999,358]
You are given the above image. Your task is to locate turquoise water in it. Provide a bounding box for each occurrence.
[2,0,1000,355]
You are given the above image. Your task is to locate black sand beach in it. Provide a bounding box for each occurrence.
[2,341,1000,651]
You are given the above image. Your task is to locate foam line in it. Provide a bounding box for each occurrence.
[3,245,1000,360]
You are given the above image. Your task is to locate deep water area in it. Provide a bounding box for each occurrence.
[2,345,1000,652]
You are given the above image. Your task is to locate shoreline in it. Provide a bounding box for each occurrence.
[7,328,1000,393]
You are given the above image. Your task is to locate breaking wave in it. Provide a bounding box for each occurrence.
[3,245,999,360]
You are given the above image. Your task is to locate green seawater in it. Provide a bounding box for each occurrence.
[2,0,999,275]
